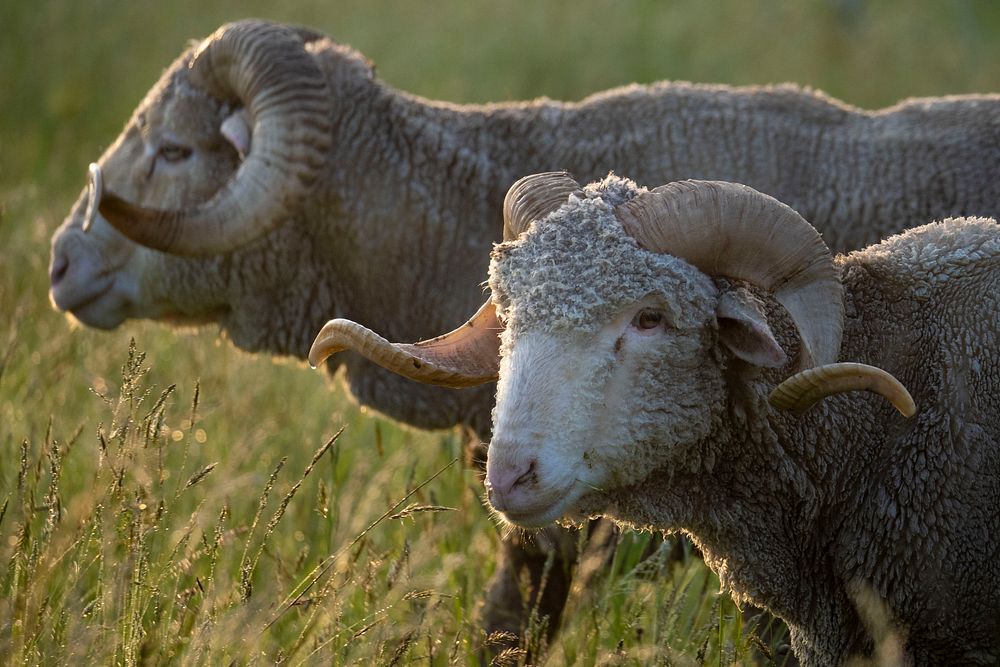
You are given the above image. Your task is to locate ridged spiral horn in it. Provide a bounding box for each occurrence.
[615,180,844,369]
[769,362,917,416]
[308,172,582,387]
[503,171,584,240]
[309,300,503,388]
[98,19,333,255]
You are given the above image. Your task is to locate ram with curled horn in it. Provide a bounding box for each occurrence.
[315,172,1000,666]
[50,17,1000,654]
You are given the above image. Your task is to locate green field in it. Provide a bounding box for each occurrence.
[2,1,999,664]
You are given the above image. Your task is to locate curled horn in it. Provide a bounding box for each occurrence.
[503,171,584,240]
[309,300,502,388]
[308,172,582,387]
[615,180,843,369]
[769,362,916,417]
[98,20,333,255]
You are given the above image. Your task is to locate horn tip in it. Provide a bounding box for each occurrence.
[308,318,348,369]
[308,345,336,369]
[307,349,325,369]
[83,163,103,233]
[896,395,917,418]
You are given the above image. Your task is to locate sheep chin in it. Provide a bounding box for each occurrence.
[498,483,586,529]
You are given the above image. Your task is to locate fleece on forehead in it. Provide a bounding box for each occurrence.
[134,50,230,137]
[489,175,715,334]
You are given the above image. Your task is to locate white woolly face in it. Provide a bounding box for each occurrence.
[485,180,724,528]
[49,56,243,329]
[486,291,724,528]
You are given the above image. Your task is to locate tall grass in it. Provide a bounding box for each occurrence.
[0,338,760,664]
[2,1,999,664]
[0,340,475,664]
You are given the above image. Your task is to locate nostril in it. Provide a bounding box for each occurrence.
[50,252,69,285]
[487,458,538,500]
[511,458,537,490]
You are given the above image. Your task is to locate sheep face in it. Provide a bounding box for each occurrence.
[50,22,335,333]
[49,54,242,329]
[485,192,728,528]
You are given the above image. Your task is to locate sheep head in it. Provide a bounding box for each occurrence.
[487,176,918,528]
[309,173,914,529]
[49,20,333,329]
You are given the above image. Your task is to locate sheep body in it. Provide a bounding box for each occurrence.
[484,175,1000,665]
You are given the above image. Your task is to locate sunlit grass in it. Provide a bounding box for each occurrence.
[2,0,998,664]
[0,338,773,664]
[1,340,481,664]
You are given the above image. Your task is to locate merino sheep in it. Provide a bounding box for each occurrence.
[311,172,1000,665]
[49,18,1000,647]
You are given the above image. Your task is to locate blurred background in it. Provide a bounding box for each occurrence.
[2,1,998,664]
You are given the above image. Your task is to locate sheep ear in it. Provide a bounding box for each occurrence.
[220,108,252,159]
[716,289,788,368]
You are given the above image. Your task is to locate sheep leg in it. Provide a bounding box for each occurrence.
[478,523,580,658]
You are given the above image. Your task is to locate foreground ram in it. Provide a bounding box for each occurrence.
[311,174,1000,665]
[50,18,1000,647]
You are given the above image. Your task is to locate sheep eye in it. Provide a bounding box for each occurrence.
[158,142,192,163]
[632,308,665,330]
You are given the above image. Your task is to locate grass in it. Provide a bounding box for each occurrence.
[2,1,999,664]
[0,339,755,664]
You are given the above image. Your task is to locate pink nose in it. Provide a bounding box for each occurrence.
[485,457,537,512]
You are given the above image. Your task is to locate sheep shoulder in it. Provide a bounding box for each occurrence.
[837,217,1000,386]
[822,217,1000,662]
